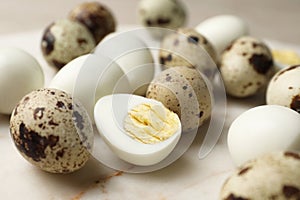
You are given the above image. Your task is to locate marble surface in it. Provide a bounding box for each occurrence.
[0,27,299,200]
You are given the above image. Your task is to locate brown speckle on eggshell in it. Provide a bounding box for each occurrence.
[9,88,93,173]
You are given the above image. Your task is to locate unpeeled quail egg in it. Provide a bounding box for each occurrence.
[49,54,131,121]
[138,0,186,30]
[146,66,211,132]
[94,94,181,166]
[69,1,116,44]
[220,36,275,97]
[9,88,93,173]
[0,47,44,115]
[266,65,300,113]
[159,28,218,68]
[220,151,300,200]
[41,19,96,69]
[228,105,300,166]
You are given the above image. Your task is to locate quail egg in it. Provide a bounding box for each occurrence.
[94,32,155,96]
[195,15,249,57]
[159,28,218,68]
[138,0,186,30]
[0,47,44,115]
[220,151,300,200]
[94,94,181,166]
[220,36,275,97]
[69,1,116,44]
[266,65,300,113]
[146,66,211,132]
[228,105,300,166]
[41,19,96,69]
[9,88,93,173]
[49,54,131,122]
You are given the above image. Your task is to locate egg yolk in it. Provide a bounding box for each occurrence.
[124,103,180,144]
[272,49,300,66]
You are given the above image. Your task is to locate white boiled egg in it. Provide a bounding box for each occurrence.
[195,15,249,57]
[228,105,300,166]
[0,47,44,114]
[94,94,181,166]
[49,54,131,122]
[94,32,155,96]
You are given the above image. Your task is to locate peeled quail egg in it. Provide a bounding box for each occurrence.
[69,1,116,43]
[94,33,154,96]
[159,28,218,68]
[266,65,300,113]
[220,151,300,200]
[9,88,93,173]
[228,105,300,166]
[138,0,186,30]
[0,47,44,115]
[146,66,212,132]
[41,19,96,69]
[94,94,181,166]
[220,36,275,97]
[49,54,131,121]
[195,15,249,56]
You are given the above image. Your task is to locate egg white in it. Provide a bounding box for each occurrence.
[94,94,181,166]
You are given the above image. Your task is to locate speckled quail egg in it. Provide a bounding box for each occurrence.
[69,1,116,44]
[220,36,275,98]
[0,47,44,115]
[220,151,300,200]
[9,88,93,173]
[267,65,300,113]
[41,19,96,69]
[138,0,186,30]
[146,66,211,132]
[159,28,218,69]
[228,105,300,166]
[94,94,181,166]
[195,15,249,57]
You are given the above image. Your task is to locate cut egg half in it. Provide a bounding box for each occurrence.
[94,94,182,166]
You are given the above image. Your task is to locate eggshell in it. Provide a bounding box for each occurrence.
[266,65,300,113]
[68,1,116,43]
[94,94,181,166]
[220,151,300,200]
[195,15,249,56]
[228,105,300,166]
[41,19,96,69]
[49,54,131,122]
[146,66,211,132]
[159,28,218,68]
[0,47,44,114]
[9,88,93,173]
[220,36,275,97]
[94,33,154,96]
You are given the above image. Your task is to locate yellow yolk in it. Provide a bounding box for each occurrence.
[272,49,300,66]
[124,103,180,144]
